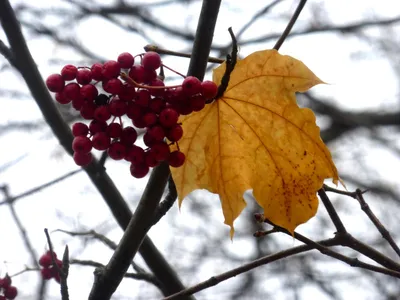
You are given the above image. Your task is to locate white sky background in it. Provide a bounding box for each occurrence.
[0,0,400,299]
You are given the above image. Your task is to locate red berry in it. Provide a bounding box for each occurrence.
[92,132,111,150]
[143,69,157,83]
[117,52,135,68]
[149,97,165,113]
[151,142,170,161]
[94,94,110,106]
[149,78,165,96]
[109,97,128,116]
[159,108,179,128]
[63,82,81,100]
[201,80,218,99]
[46,250,57,258]
[142,51,161,70]
[128,65,146,83]
[72,136,92,153]
[0,276,11,289]
[176,101,193,115]
[72,96,85,110]
[125,145,145,163]
[102,60,121,79]
[89,119,107,134]
[61,65,77,81]
[166,87,185,106]
[182,76,202,96]
[72,122,89,137]
[118,83,137,101]
[143,112,158,126]
[39,253,53,268]
[168,150,185,167]
[80,84,98,101]
[201,80,218,100]
[46,74,65,93]
[4,285,18,299]
[166,124,183,142]
[148,125,165,142]
[108,142,127,160]
[94,105,111,122]
[136,89,151,107]
[120,126,137,146]
[41,268,53,280]
[144,150,159,167]
[55,92,71,104]
[132,117,147,129]
[190,94,206,111]
[126,102,143,120]
[76,69,92,85]
[91,63,103,81]
[106,122,122,138]
[103,78,122,94]
[143,131,155,147]
[73,152,93,166]
[130,163,149,178]
[80,102,96,119]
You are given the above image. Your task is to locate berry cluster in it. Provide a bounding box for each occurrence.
[39,251,62,283]
[0,275,17,300]
[46,51,218,178]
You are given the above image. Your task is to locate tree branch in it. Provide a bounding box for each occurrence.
[89,0,222,298]
[0,1,190,297]
[273,0,307,50]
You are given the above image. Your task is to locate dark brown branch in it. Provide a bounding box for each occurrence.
[88,163,170,300]
[273,0,307,50]
[355,189,400,258]
[60,246,70,300]
[89,0,222,298]
[318,189,347,233]
[0,1,190,297]
[0,40,20,70]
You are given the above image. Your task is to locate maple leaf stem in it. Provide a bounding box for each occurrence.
[273,0,308,51]
[211,27,238,103]
[144,44,224,64]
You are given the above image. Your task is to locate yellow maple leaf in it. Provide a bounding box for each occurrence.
[170,49,339,237]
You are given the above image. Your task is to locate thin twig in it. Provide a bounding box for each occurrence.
[71,259,163,288]
[323,184,360,198]
[355,189,400,258]
[273,0,307,50]
[0,185,39,267]
[143,45,224,64]
[44,229,64,277]
[152,176,177,225]
[0,169,82,206]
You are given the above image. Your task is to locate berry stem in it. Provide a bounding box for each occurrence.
[144,44,224,64]
[120,72,182,90]
[161,63,186,79]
